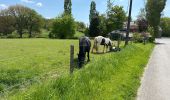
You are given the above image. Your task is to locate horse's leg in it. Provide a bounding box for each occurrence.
[92,41,96,53]
[103,45,105,53]
[87,51,90,62]
[106,45,108,52]
[96,44,98,53]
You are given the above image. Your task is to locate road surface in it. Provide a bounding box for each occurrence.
[137,38,170,100]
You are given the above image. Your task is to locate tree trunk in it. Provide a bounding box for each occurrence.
[28,26,33,38]
[18,29,23,38]
[29,31,32,38]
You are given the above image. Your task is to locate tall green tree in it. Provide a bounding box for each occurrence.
[89,13,100,37]
[89,1,96,23]
[89,1,100,37]
[106,0,114,18]
[26,9,43,38]
[99,14,107,36]
[106,6,126,33]
[0,9,15,36]
[146,0,166,38]
[64,0,72,15]
[50,14,75,39]
[8,5,30,38]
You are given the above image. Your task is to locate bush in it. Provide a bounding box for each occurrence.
[147,26,155,42]
[50,14,76,39]
[133,33,143,43]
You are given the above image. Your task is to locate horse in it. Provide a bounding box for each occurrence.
[92,36,112,53]
[78,36,91,68]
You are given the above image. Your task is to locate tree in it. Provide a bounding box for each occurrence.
[160,17,170,37]
[75,21,86,33]
[5,5,43,38]
[146,0,167,38]
[106,0,114,18]
[0,9,15,36]
[137,8,148,32]
[99,14,107,36]
[106,6,126,33]
[89,1,100,37]
[89,13,100,37]
[50,14,75,39]
[43,18,54,31]
[26,9,43,38]
[89,1,97,23]
[8,5,30,38]
[64,0,72,15]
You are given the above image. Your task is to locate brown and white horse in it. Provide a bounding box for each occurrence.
[92,36,112,53]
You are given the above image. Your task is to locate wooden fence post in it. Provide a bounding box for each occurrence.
[70,45,74,74]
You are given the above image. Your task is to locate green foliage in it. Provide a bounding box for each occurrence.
[106,0,113,17]
[133,33,143,43]
[74,31,85,39]
[89,1,97,23]
[0,11,15,36]
[146,0,167,38]
[160,17,170,37]
[50,14,76,39]
[99,14,107,36]
[75,21,86,33]
[147,26,155,42]
[8,43,154,100]
[26,9,43,38]
[89,13,100,37]
[43,18,54,31]
[0,5,43,38]
[64,0,72,15]
[106,6,126,33]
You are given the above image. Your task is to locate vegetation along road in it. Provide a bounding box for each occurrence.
[137,38,170,100]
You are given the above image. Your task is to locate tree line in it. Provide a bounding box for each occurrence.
[0,0,168,39]
[0,5,43,38]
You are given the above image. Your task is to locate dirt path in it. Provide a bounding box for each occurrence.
[137,38,170,100]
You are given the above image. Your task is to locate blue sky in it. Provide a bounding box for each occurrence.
[0,0,170,24]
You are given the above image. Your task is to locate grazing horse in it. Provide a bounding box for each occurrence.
[92,36,112,53]
[78,36,91,68]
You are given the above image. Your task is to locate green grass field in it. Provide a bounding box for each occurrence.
[0,39,80,94]
[0,39,154,100]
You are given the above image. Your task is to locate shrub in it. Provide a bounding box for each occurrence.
[50,14,76,39]
[147,26,155,42]
[133,33,143,43]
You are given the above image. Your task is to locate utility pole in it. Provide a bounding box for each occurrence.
[125,0,133,46]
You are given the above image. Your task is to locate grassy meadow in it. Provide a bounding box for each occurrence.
[0,39,154,100]
[0,39,80,94]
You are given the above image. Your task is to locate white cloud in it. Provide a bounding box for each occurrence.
[0,4,8,9]
[21,0,35,4]
[36,2,42,7]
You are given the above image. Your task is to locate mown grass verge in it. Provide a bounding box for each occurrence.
[8,43,154,100]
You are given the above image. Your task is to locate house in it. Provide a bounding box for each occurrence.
[123,21,138,32]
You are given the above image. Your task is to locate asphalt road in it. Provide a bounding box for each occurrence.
[137,38,170,100]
